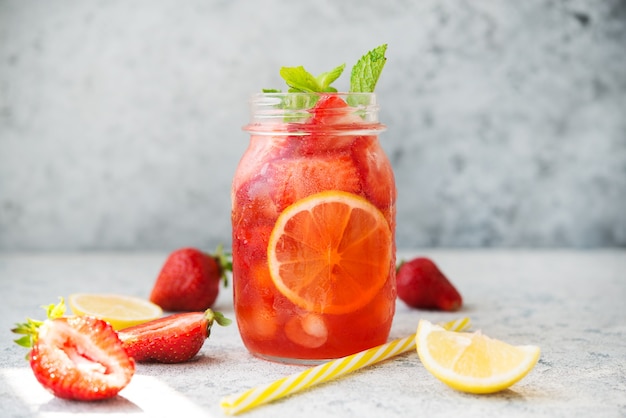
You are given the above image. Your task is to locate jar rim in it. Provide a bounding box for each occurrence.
[252,91,377,96]
[249,92,378,107]
[246,92,382,133]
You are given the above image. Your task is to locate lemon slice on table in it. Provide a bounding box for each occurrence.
[68,293,163,330]
[416,319,540,394]
[267,190,392,315]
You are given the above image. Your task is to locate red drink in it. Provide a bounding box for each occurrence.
[232,93,396,364]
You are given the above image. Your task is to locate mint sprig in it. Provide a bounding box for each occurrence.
[279,64,345,93]
[265,44,387,95]
[349,44,387,93]
[315,64,345,92]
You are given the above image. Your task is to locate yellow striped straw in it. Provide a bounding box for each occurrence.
[220,317,471,415]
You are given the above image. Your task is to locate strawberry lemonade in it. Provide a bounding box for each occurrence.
[231,46,396,363]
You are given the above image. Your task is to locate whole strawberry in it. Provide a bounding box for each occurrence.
[150,246,231,312]
[118,308,231,363]
[396,257,463,311]
[12,298,135,401]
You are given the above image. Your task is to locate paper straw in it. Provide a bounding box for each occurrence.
[220,317,471,415]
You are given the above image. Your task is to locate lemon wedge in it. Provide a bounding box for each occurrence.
[416,319,540,394]
[68,293,162,330]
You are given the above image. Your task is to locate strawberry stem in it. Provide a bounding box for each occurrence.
[204,308,232,327]
[203,308,232,339]
[11,297,66,352]
[212,310,232,327]
[212,244,232,287]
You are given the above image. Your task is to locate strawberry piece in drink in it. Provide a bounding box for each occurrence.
[264,151,362,213]
[298,94,362,154]
[351,135,397,211]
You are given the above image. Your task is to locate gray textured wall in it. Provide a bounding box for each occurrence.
[1,0,625,251]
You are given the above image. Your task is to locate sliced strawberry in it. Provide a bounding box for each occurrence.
[351,135,397,210]
[232,176,282,229]
[307,94,360,126]
[295,94,362,154]
[233,150,362,223]
[265,151,362,213]
[231,224,273,274]
[12,299,135,401]
[118,309,230,363]
[231,135,290,194]
[29,317,134,401]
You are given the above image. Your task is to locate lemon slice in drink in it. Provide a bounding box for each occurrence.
[68,293,163,330]
[416,319,540,394]
[267,190,392,315]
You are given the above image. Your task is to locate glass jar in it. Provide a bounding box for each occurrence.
[231,92,396,364]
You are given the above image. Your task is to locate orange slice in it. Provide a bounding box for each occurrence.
[267,190,392,314]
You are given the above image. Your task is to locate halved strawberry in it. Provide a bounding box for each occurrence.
[118,309,231,363]
[12,299,135,401]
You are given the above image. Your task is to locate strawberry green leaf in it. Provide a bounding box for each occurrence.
[213,244,232,287]
[349,44,388,93]
[12,298,66,351]
[14,335,32,348]
[44,298,66,320]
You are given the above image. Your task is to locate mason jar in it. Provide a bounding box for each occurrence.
[231,92,396,364]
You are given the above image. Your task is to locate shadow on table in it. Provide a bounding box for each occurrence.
[38,395,142,414]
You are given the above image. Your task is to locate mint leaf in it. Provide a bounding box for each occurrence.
[279,64,345,93]
[349,44,388,93]
[316,63,345,92]
[279,66,323,93]
[265,44,388,102]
